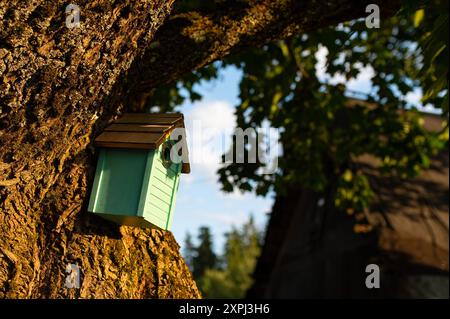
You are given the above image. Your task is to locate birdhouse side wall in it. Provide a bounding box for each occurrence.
[140,143,181,230]
[166,168,181,230]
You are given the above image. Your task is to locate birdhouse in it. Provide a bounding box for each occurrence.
[88,113,190,230]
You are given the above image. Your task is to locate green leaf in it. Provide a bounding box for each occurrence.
[414,9,425,27]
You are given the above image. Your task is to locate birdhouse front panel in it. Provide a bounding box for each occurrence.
[88,113,189,230]
[89,148,148,220]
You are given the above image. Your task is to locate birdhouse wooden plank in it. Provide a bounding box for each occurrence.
[88,113,189,230]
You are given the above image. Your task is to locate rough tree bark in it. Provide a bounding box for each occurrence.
[0,0,198,299]
[0,0,399,298]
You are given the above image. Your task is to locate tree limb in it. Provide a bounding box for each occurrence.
[125,0,401,109]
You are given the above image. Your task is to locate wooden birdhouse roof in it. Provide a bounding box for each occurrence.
[94,113,190,173]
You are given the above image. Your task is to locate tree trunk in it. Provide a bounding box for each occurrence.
[0,0,200,298]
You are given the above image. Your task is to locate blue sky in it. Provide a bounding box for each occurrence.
[171,66,273,253]
[169,47,431,254]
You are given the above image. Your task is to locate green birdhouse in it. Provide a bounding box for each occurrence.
[88,113,190,230]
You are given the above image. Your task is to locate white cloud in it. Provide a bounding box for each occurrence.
[315,45,438,108]
[185,100,236,133]
[315,45,374,94]
[183,100,236,182]
[405,88,422,105]
[315,45,330,81]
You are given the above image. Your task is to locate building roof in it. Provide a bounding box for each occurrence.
[94,113,190,173]
[357,135,448,272]
[248,110,448,297]
[343,102,448,264]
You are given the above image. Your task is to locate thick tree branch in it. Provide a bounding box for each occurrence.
[126,0,401,109]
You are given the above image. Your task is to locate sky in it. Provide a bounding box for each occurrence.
[171,66,273,253]
[170,47,431,254]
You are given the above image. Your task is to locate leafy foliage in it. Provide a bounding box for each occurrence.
[403,0,449,113]
[188,226,218,281]
[148,64,219,113]
[217,0,448,214]
[184,217,262,298]
[153,1,448,217]
[183,232,196,271]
